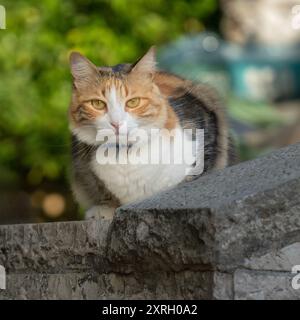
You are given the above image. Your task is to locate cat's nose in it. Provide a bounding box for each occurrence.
[110,121,123,132]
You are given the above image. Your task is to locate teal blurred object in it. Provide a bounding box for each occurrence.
[158,33,230,99]
[224,44,300,101]
[159,33,300,102]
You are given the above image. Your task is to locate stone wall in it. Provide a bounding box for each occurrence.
[0,143,300,299]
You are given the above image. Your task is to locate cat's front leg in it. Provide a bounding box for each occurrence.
[85,205,116,220]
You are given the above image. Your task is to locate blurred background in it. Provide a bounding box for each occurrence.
[0,0,299,224]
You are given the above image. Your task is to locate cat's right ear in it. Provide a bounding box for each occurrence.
[69,52,99,89]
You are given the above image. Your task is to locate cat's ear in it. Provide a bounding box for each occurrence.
[130,46,156,75]
[69,52,99,89]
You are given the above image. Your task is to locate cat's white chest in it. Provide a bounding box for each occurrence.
[91,160,189,205]
[91,131,195,204]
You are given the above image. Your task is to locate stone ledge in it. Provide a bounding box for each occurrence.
[0,143,300,299]
[234,269,299,300]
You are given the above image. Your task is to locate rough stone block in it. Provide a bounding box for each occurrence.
[0,143,300,299]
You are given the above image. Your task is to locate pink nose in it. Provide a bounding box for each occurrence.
[110,122,122,132]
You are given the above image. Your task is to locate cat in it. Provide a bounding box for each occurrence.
[69,47,234,220]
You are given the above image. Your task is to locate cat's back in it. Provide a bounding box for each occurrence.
[153,70,234,172]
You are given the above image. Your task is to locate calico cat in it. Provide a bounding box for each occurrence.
[69,47,234,219]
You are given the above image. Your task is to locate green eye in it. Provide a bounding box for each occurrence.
[91,99,106,110]
[127,97,140,109]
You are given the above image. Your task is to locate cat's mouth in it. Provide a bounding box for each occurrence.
[96,127,141,146]
[104,141,134,149]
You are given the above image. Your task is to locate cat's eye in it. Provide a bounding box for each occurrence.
[126,97,141,109]
[91,99,106,110]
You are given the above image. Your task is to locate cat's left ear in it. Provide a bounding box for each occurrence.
[130,46,156,75]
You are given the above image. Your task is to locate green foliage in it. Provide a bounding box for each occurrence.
[228,97,284,128]
[0,0,217,187]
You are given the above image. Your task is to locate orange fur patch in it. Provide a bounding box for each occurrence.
[70,70,181,131]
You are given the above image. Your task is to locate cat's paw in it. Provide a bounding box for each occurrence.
[85,205,115,220]
[184,175,199,182]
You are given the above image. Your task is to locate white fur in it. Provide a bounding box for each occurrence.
[91,128,195,205]
[71,124,98,145]
[106,85,126,125]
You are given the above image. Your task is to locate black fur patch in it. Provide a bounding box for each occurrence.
[169,91,218,172]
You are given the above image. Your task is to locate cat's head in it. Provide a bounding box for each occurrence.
[69,47,177,145]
